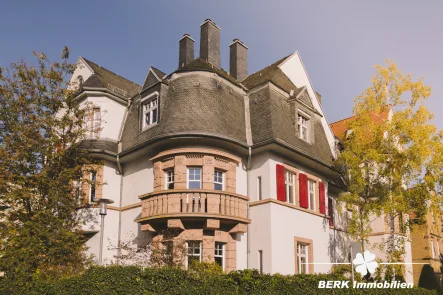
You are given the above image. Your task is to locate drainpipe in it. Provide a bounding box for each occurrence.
[247,146,252,269]
[116,154,123,258]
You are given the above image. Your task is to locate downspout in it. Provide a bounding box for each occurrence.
[247,146,252,269]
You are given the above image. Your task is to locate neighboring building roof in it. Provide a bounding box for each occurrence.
[81,57,140,99]
[242,55,297,93]
[330,108,390,141]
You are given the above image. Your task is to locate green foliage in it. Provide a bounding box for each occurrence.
[0,50,97,280]
[0,266,436,295]
[418,265,443,295]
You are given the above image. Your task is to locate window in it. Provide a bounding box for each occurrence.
[431,239,435,258]
[77,75,84,87]
[297,113,309,141]
[85,107,101,138]
[214,170,224,190]
[308,180,315,210]
[258,250,263,274]
[186,241,201,268]
[214,242,225,269]
[297,243,309,274]
[90,171,97,202]
[285,171,295,204]
[165,169,174,190]
[142,97,158,128]
[438,241,441,258]
[257,177,262,201]
[188,168,202,189]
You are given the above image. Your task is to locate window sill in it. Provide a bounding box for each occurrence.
[141,122,158,132]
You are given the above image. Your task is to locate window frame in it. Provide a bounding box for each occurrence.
[214,242,225,270]
[141,92,159,130]
[308,179,316,211]
[90,171,97,203]
[285,171,295,204]
[186,241,202,269]
[187,167,202,189]
[165,169,174,190]
[257,176,262,201]
[297,243,309,274]
[214,170,224,191]
[297,112,310,142]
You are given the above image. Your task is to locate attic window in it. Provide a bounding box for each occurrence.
[77,75,84,88]
[141,93,159,129]
[297,113,310,142]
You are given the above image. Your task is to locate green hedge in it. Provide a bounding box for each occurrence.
[0,266,436,295]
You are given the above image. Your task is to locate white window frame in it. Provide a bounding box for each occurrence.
[308,179,316,210]
[297,243,309,274]
[297,112,310,142]
[214,170,224,191]
[186,241,202,269]
[214,242,225,270]
[165,169,174,190]
[285,171,295,204]
[141,92,159,129]
[187,167,202,189]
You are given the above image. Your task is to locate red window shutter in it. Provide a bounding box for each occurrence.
[319,182,326,214]
[328,198,334,226]
[299,173,308,208]
[276,164,286,202]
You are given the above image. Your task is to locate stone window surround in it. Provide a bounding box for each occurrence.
[151,148,240,193]
[283,164,322,214]
[294,236,314,274]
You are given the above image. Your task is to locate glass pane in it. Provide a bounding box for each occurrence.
[288,186,294,203]
[145,112,150,125]
[189,181,201,189]
[214,183,222,190]
[152,108,157,123]
[215,256,223,267]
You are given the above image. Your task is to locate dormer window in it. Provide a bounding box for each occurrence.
[142,96,158,129]
[297,113,310,142]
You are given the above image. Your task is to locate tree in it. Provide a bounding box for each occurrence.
[0,49,99,280]
[336,60,443,276]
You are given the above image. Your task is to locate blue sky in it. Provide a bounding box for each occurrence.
[1,0,442,127]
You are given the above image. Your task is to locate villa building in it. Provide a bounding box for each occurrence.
[71,19,412,282]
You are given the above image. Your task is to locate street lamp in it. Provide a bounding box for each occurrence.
[95,198,114,265]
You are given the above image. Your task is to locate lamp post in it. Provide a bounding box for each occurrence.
[95,198,114,265]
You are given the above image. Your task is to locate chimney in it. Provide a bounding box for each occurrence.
[229,39,248,81]
[200,19,220,68]
[178,34,194,69]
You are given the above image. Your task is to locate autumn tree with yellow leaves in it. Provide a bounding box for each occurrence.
[336,60,443,278]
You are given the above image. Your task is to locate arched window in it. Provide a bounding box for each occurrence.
[77,75,84,88]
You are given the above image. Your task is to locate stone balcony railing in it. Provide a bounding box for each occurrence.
[138,189,250,223]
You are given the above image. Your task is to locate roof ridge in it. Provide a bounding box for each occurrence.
[82,57,140,86]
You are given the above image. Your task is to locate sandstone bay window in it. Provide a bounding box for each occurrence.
[214,170,224,190]
[165,169,174,189]
[214,242,225,269]
[285,171,295,204]
[297,113,309,142]
[186,241,202,268]
[142,97,158,128]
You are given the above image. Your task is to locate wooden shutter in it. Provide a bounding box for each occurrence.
[319,182,326,214]
[299,173,308,208]
[276,164,286,202]
[328,198,334,226]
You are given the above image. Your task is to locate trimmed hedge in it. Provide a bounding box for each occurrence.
[0,266,436,295]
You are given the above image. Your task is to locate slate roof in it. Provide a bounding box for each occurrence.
[79,139,118,155]
[175,58,243,87]
[242,55,297,93]
[82,57,140,99]
[330,108,390,141]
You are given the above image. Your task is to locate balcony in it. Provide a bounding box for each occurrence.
[137,189,250,230]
